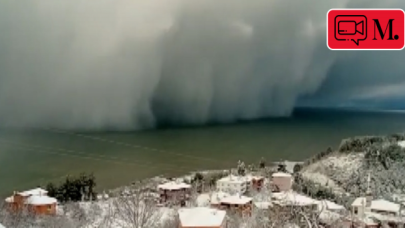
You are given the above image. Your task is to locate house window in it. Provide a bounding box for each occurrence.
[354,207,358,215]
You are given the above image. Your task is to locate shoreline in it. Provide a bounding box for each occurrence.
[105,160,304,197]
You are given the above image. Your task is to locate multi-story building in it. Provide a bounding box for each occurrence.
[5,188,58,215]
[271,172,292,192]
[216,175,248,195]
[158,181,191,206]
[218,194,253,216]
[178,207,227,228]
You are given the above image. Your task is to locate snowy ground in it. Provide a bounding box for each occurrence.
[302,153,364,193]
[60,199,176,228]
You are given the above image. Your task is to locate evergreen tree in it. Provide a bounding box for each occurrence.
[259,157,266,169]
[293,163,303,173]
[237,161,246,176]
[277,163,287,173]
[46,172,97,203]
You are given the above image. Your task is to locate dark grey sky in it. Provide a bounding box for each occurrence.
[0,0,405,130]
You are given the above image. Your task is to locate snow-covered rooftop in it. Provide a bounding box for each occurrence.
[272,191,317,206]
[365,211,405,223]
[18,188,48,197]
[220,194,252,205]
[371,199,400,213]
[157,181,191,190]
[211,191,231,204]
[25,195,57,205]
[351,197,366,207]
[272,172,292,178]
[0,222,5,228]
[178,207,226,227]
[352,198,400,213]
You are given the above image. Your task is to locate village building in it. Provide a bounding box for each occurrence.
[271,191,318,220]
[216,174,265,194]
[216,175,249,195]
[245,174,265,191]
[210,191,231,207]
[218,194,253,216]
[178,207,227,228]
[158,181,191,206]
[351,197,404,227]
[271,172,293,192]
[4,188,57,215]
[349,173,405,227]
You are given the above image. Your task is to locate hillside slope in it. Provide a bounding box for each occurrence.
[302,134,405,201]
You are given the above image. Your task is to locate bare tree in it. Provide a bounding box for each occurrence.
[105,189,160,228]
[160,210,180,228]
[186,185,201,207]
[0,202,36,228]
[35,215,76,228]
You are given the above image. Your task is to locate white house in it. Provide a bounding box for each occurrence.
[271,172,293,192]
[216,175,248,195]
[370,199,400,215]
[178,207,227,228]
[158,181,191,191]
[351,197,401,218]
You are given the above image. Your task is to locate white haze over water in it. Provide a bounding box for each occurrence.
[0,0,405,130]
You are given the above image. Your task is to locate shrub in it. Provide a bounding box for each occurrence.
[46,173,97,203]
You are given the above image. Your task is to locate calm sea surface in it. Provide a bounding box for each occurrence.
[1,108,405,196]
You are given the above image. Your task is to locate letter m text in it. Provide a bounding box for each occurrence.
[373,19,395,40]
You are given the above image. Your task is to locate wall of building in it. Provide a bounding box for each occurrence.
[219,202,252,216]
[217,181,246,195]
[352,205,364,218]
[272,176,292,192]
[28,203,57,215]
[159,188,189,205]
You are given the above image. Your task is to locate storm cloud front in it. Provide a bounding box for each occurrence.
[0,0,404,130]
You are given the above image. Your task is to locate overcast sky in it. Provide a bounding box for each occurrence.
[0,0,404,130]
